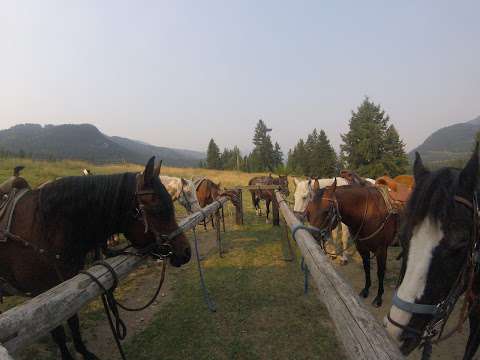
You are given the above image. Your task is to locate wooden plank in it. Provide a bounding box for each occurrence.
[0,197,229,354]
[275,191,404,360]
[0,345,13,360]
[235,191,244,225]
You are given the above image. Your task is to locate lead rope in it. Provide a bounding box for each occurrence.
[192,226,217,312]
[79,257,167,360]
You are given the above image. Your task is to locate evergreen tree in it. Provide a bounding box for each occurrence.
[476,130,480,143]
[272,142,283,169]
[315,130,337,177]
[340,98,407,177]
[251,119,275,171]
[206,139,221,169]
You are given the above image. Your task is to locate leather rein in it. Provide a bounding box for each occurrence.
[387,193,479,352]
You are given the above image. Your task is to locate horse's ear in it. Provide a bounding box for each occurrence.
[181,178,188,186]
[413,152,429,181]
[331,178,337,192]
[143,156,156,186]
[313,179,320,191]
[294,177,300,186]
[459,142,479,194]
[153,160,162,179]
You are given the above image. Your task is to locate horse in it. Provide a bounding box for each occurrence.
[160,175,201,213]
[393,174,415,189]
[305,179,402,306]
[339,170,375,186]
[0,157,191,360]
[194,178,240,229]
[385,145,480,359]
[293,177,350,264]
[249,175,289,222]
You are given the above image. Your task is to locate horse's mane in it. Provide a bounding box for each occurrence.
[398,168,459,249]
[38,173,139,257]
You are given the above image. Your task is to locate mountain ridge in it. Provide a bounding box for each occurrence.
[0,123,205,167]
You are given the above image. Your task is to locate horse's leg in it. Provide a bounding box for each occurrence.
[359,250,371,298]
[464,303,480,359]
[265,199,271,223]
[51,325,74,360]
[68,314,99,359]
[340,223,349,264]
[372,247,387,307]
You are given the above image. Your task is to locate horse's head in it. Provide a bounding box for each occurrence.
[293,178,313,218]
[126,157,191,267]
[278,175,289,196]
[305,178,340,232]
[178,178,202,213]
[385,145,479,355]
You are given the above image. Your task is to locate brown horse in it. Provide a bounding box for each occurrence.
[0,157,191,360]
[393,174,415,189]
[249,175,289,222]
[305,179,401,306]
[195,178,240,229]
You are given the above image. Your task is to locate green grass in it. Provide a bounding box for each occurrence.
[124,209,342,360]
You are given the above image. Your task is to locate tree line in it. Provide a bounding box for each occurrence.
[204,98,412,177]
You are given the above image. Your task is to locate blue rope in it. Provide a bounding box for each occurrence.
[192,227,217,312]
[300,257,309,295]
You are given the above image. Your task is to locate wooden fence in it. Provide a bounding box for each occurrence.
[275,190,404,360]
[0,197,229,358]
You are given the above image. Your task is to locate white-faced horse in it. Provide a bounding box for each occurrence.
[385,145,479,359]
[160,176,201,213]
[293,177,350,263]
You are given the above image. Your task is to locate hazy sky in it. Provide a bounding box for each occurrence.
[1,1,479,154]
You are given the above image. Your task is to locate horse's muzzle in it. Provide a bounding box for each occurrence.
[293,211,306,222]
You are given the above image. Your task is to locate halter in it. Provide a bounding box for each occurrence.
[177,181,199,214]
[133,174,183,258]
[387,193,479,352]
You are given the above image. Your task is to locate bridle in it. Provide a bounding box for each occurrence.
[134,174,183,258]
[177,181,198,214]
[387,193,479,354]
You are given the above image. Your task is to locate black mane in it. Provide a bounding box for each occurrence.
[38,173,138,258]
[398,167,460,249]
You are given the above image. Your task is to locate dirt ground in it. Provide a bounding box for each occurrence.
[333,246,471,360]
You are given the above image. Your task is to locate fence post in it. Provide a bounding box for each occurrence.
[215,210,223,257]
[272,196,280,226]
[235,190,244,226]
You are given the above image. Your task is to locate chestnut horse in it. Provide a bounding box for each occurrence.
[0,157,191,360]
[305,179,401,306]
[195,178,240,229]
[249,175,289,222]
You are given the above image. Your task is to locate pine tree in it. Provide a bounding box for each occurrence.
[340,98,407,177]
[382,125,409,176]
[476,130,480,143]
[206,139,221,169]
[316,130,337,177]
[272,142,283,169]
[252,119,274,171]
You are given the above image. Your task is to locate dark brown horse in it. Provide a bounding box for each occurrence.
[249,175,289,222]
[305,179,401,306]
[0,157,191,360]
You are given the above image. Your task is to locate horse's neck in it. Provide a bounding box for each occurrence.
[335,188,371,229]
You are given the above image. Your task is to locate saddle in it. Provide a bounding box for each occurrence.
[192,177,207,191]
[0,187,30,242]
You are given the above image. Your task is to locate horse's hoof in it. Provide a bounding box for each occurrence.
[359,289,369,298]
[372,297,382,307]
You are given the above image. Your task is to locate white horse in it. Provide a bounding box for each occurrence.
[293,177,350,264]
[160,176,201,213]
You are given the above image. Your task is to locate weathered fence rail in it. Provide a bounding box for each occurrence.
[0,196,229,357]
[275,191,404,360]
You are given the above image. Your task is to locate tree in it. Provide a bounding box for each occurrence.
[206,139,221,169]
[272,142,283,169]
[315,130,337,177]
[251,119,275,171]
[340,98,407,177]
[476,130,480,144]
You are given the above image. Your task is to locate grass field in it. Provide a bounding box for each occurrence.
[0,158,343,360]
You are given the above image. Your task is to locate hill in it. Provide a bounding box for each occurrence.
[0,123,205,167]
[410,115,480,164]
